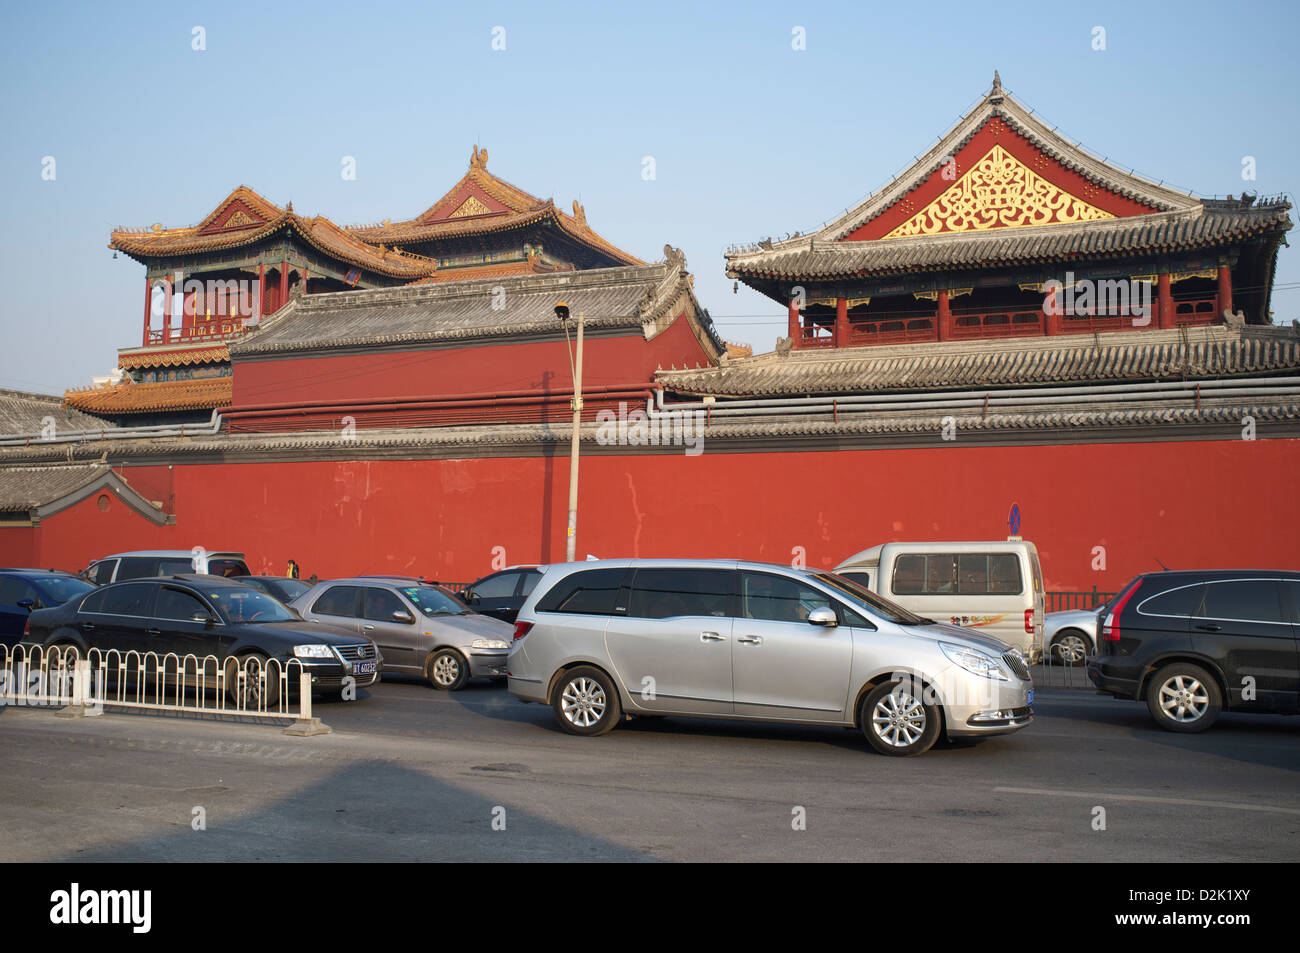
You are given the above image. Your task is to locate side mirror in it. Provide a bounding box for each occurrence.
[464,590,478,604]
[191,611,216,626]
[392,610,415,624]
[16,599,34,612]
[807,607,838,627]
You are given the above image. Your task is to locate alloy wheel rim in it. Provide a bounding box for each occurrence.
[561,677,606,727]
[1158,674,1208,723]
[1056,635,1087,663]
[433,654,460,686]
[871,689,926,747]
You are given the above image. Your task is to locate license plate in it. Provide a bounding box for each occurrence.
[1026,689,1034,706]
[355,660,377,675]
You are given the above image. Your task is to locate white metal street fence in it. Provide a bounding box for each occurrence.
[0,645,330,735]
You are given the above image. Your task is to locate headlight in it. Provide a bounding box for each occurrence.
[940,642,1008,680]
[293,644,335,658]
[470,638,510,650]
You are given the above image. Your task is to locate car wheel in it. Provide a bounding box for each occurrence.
[861,679,941,756]
[552,666,621,736]
[1050,629,1091,664]
[226,653,280,711]
[1146,663,1221,733]
[426,648,469,691]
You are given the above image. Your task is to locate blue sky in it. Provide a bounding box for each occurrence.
[2,0,1298,394]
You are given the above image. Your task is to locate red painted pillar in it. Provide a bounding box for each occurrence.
[162,275,172,343]
[255,264,265,323]
[937,290,951,341]
[1158,273,1173,329]
[279,262,289,312]
[1217,265,1233,318]
[1043,286,1061,335]
[142,277,155,345]
[835,296,848,347]
[788,297,800,350]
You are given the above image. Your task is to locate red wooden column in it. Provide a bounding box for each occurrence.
[279,261,289,311]
[142,277,153,345]
[835,296,848,347]
[1217,265,1233,316]
[1043,285,1061,335]
[162,275,172,342]
[936,290,951,341]
[1157,273,1173,329]
[788,297,800,350]
[255,263,265,323]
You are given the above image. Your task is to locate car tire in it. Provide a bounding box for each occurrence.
[861,679,941,757]
[1146,662,1221,733]
[552,666,621,736]
[426,648,469,691]
[1050,629,1091,664]
[225,653,280,710]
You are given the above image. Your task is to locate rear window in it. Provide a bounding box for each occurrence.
[208,559,249,578]
[96,583,156,616]
[115,557,160,581]
[1137,583,1204,618]
[535,568,626,616]
[892,553,1023,596]
[312,585,360,618]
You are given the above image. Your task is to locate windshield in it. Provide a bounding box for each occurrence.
[206,588,296,624]
[401,585,471,616]
[38,576,95,605]
[812,571,932,625]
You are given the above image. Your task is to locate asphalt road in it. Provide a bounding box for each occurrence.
[1,675,1297,862]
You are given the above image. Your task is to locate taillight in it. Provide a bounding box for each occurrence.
[1102,580,1141,642]
[512,621,533,641]
[1024,609,1034,634]
[22,616,30,639]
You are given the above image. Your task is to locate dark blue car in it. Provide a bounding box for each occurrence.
[0,569,96,649]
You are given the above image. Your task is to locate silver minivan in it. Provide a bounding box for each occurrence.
[507,560,1033,756]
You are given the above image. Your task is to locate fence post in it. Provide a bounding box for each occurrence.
[283,668,331,736]
[56,659,102,719]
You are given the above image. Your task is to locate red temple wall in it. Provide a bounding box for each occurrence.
[6,437,1299,593]
[230,314,712,414]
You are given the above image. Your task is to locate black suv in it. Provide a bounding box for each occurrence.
[1088,570,1299,732]
[22,575,381,702]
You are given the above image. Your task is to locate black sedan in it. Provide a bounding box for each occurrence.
[0,569,97,649]
[22,575,381,705]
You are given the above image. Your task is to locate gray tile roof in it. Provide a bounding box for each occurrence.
[0,464,108,511]
[0,397,1295,468]
[726,203,1291,281]
[656,326,1300,396]
[0,389,113,437]
[231,254,723,358]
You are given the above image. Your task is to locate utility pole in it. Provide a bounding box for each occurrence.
[557,304,584,562]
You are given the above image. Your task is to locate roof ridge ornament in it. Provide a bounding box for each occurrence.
[989,70,1004,103]
[470,145,488,170]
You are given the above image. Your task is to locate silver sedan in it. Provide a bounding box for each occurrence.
[291,577,515,690]
[1042,609,1100,663]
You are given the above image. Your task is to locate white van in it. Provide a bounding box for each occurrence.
[834,539,1045,661]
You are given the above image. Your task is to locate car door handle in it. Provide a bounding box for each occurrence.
[363,624,376,631]
[700,631,726,642]
[146,628,161,635]
[80,622,94,631]
[737,636,763,645]
[1194,623,1222,632]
